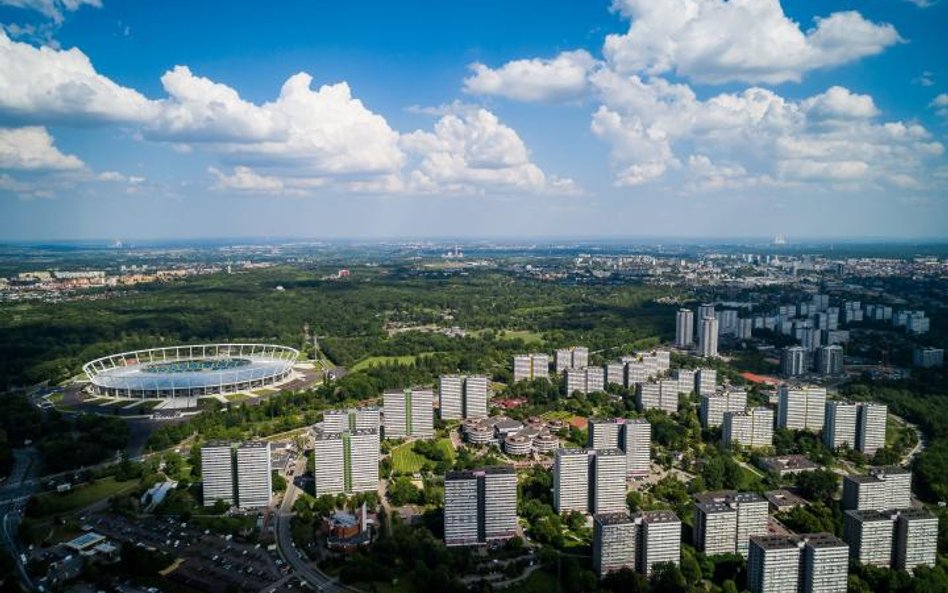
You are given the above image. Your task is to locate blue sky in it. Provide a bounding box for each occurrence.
[0,0,946,241]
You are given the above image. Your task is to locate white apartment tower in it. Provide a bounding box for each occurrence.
[439,375,489,420]
[514,353,550,382]
[800,533,849,593]
[747,536,801,593]
[592,449,627,514]
[777,385,826,431]
[695,368,717,396]
[554,449,591,514]
[593,513,637,577]
[201,441,235,507]
[383,389,434,438]
[235,441,272,508]
[444,466,518,546]
[636,511,681,576]
[723,408,773,448]
[700,389,747,428]
[699,317,719,358]
[857,403,887,456]
[675,308,694,348]
[312,428,380,495]
[555,346,589,372]
[824,401,858,450]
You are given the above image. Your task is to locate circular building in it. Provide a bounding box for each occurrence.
[463,419,494,446]
[533,432,559,453]
[504,434,533,456]
[83,343,298,398]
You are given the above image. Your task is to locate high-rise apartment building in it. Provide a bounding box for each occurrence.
[700,389,747,428]
[625,418,651,477]
[323,407,380,433]
[747,536,801,593]
[698,303,716,323]
[588,418,621,451]
[593,513,637,577]
[675,308,694,348]
[201,441,236,507]
[800,533,849,593]
[844,510,894,567]
[777,385,826,431]
[554,448,590,514]
[699,317,719,358]
[592,449,627,514]
[673,368,696,395]
[815,345,844,376]
[439,375,489,420]
[893,509,938,571]
[695,368,717,396]
[824,401,858,450]
[781,346,809,377]
[723,407,773,448]
[857,403,887,457]
[636,511,681,576]
[313,428,380,495]
[843,508,937,571]
[913,347,944,368]
[565,367,605,395]
[555,347,588,373]
[444,466,518,546]
[383,389,433,438]
[637,381,678,415]
[842,467,912,511]
[694,501,737,555]
[235,441,272,508]
[514,353,550,382]
[605,362,625,386]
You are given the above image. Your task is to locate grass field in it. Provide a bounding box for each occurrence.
[391,444,427,474]
[497,329,544,344]
[350,353,436,372]
[434,438,456,462]
[31,477,139,517]
[540,410,574,421]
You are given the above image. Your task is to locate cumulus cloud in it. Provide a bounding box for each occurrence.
[463,50,598,102]
[587,70,943,191]
[0,0,100,24]
[931,93,948,119]
[0,126,83,170]
[401,109,579,194]
[0,30,157,124]
[604,0,901,84]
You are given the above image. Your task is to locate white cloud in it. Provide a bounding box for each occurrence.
[0,0,100,24]
[0,126,83,170]
[588,70,944,191]
[905,0,937,7]
[209,166,286,193]
[0,30,157,124]
[401,109,579,194]
[931,93,948,119]
[604,0,901,84]
[463,50,598,102]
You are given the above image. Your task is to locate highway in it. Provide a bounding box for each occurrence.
[273,458,359,593]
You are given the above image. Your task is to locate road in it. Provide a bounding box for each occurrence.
[892,413,926,466]
[273,458,359,593]
[0,448,39,592]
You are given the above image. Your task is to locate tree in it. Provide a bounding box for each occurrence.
[680,549,702,584]
[794,470,839,503]
[650,562,688,593]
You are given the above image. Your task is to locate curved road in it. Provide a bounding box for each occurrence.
[273,458,360,593]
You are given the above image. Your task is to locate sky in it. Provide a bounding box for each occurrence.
[0,0,946,241]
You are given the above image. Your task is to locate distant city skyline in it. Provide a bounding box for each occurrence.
[0,0,946,240]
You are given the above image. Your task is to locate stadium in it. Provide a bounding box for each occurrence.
[83,343,299,398]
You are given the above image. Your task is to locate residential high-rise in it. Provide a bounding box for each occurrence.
[695,368,717,396]
[636,511,681,576]
[565,367,605,395]
[439,375,489,420]
[323,407,381,433]
[824,401,858,450]
[592,449,627,514]
[777,385,826,431]
[672,368,696,395]
[444,466,518,546]
[844,510,894,567]
[636,381,678,414]
[800,533,849,593]
[313,428,380,495]
[747,536,801,593]
[605,362,625,386]
[857,403,887,456]
[723,407,773,448]
[815,345,844,376]
[842,467,912,511]
[698,303,716,323]
[201,441,235,507]
[513,353,550,382]
[439,375,463,420]
[717,309,739,336]
[736,318,754,340]
[780,346,809,377]
[694,491,768,557]
[700,389,747,428]
[699,317,719,358]
[843,508,937,570]
[383,389,434,438]
[893,509,938,570]
[694,501,737,555]
[588,418,621,451]
[593,513,637,577]
[235,441,272,508]
[913,347,944,368]
[624,419,651,477]
[554,449,590,514]
[675,309,694,348]
[555,347,588,373]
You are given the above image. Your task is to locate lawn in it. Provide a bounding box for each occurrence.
[30,477,139,517]
[497,329,544,345]
[391,444,427,474]
[350,353,436,372]
[435,438,456,462]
